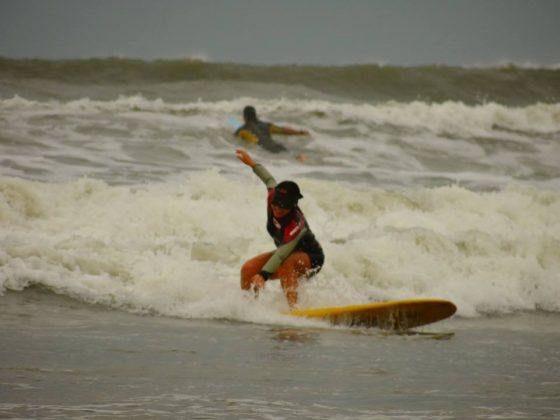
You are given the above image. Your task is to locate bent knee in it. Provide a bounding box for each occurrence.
[278,254,310,276]
[241,259,264,281]
[240,261,253,279]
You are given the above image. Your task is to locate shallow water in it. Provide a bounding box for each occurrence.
[1,290,559,419]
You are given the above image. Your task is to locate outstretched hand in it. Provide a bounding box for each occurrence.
[235,149,256,167]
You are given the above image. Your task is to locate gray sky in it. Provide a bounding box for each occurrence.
[1,0,559,66]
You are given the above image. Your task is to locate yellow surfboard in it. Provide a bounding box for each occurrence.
[288,298,457,330]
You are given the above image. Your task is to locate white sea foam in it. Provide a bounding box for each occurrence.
[1,94,559,322]
[1,175,559,321]
[2,95,559,191]
[3,95,560,135]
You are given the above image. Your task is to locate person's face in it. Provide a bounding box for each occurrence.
[271,204,291,219]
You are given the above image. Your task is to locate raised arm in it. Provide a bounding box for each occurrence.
[235,149,276,188]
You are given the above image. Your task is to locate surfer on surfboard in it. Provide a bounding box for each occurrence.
[234,106,309,154]
[235,148,324,308]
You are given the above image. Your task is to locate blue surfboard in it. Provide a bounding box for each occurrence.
[228,116,242,130]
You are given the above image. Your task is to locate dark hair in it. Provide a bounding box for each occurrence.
[243,106,257,122]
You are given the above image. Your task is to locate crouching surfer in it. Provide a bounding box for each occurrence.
[235,148,324,308]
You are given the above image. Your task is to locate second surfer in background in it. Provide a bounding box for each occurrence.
[234,105,309,154]
[235,148,324,308]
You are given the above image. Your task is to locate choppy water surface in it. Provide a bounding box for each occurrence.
[1,58,559,419]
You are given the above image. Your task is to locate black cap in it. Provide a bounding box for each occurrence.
[272,181,303,209]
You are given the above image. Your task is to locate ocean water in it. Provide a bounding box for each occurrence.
[1,59,560,418]
[1,290,559,419]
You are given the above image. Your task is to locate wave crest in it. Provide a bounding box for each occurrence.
[2,58,559,105]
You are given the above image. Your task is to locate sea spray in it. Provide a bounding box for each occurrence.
[1,175,559,321]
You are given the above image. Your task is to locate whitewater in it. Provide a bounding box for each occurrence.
[1,92,559,322]
[2,59,560,419]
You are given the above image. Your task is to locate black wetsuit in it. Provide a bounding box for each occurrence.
[265,188,324,274]
[251,163,324,279]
